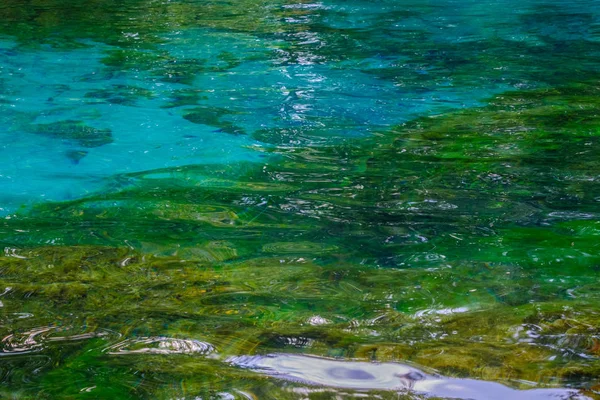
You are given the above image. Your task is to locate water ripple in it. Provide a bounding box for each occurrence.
[105,337,215,355]
[0,326,113,356]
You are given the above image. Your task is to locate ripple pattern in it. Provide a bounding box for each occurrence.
[1,326,112,356]
[105,337,215,355]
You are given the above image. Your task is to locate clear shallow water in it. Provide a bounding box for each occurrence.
[1,0,600,398]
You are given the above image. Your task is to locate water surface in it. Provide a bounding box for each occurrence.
[1,0,600,398]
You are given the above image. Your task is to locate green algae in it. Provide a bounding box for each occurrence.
[183,107,246,135]
[0,245,599,398]
[2,1,600,394]
[84,85,155,106]
[26,120,113,147]
[160,89,208,109]
[100,49,208,85]
[3,82,600,394]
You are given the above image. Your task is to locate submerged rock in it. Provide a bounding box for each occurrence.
[228,354,590,400]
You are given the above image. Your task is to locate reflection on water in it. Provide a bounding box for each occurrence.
[105,337,215,355]
[1,0,600,398]
[1,326,115,355]
[230,354,590,399]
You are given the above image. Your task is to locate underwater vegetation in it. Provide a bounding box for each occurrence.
[183,106,246,135]
[0,81,600,398]
[26,120,113,148]
[84,85,155,107]
[1,0,600,398]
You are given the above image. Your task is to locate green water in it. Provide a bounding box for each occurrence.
[1,0,600,398]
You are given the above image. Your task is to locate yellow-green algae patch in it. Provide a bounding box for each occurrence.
[0,245,599,398]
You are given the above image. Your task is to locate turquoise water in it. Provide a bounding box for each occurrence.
[4,0,595,209]
[1,0,600,398]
